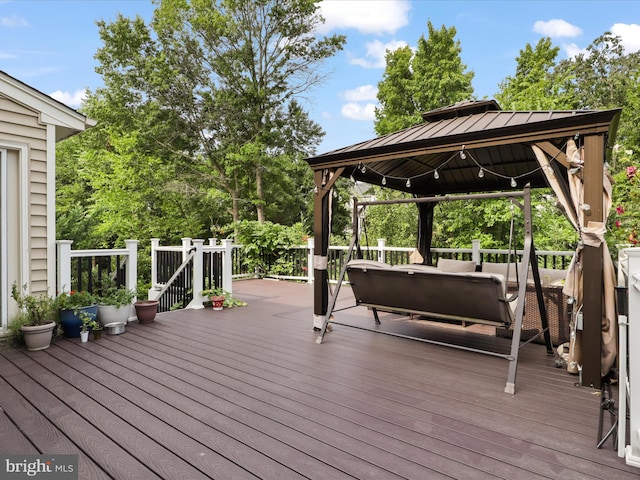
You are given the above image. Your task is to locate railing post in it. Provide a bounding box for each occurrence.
[124,240,138,300]
[181,237,192,262]
[150,238,160,289]
[222,238,233,294]
[625,248,640,466]
[56,240,73,294]
[307,237,314,284]
[472,239,481,268]
[189,239,205,309]
[377,238,386,264]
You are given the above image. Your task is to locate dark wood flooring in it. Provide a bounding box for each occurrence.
[1,279,637,479]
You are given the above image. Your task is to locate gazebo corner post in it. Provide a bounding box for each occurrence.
[313,170,331,330]
[311,168,344,330]
[581,134,606,389]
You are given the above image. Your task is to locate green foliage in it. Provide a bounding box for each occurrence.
[360,186,418,248]
[200,288,247,308]
[608,149,640,249]
[54,291,96,311]
[495,37,576,110]
[79,311,102,332]
[97,285,136,307]
[375,21,474,136]
[92,0,344,224]
[230,220,307,275]
[10,283,57,326]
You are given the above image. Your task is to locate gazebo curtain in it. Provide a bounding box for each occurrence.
[532,139,616,377]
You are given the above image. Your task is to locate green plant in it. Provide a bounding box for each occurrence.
[11,283,57,326]
[200,288,247,308]
[79,311,101,332]
[55,290,96,310]
[97,285,135,307]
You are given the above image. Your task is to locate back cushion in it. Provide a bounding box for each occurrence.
[437,258,477,273]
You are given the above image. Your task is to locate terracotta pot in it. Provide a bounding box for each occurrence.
[210,295,225,311]
[20,322,56,351]
[134,300,159,323]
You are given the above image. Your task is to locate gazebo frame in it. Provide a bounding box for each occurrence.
[305,100,621,389]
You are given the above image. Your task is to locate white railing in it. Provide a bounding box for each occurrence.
[149,237,234,309]
[56,240,138,297]
[620,247,640,467]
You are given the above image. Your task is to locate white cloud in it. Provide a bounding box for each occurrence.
[533,19,582,38]
[1,15,29,28]
[342,84,378,102]
[317,0,410,35]
[0,51,16,59]
[611,23,640,53]
[49,89,86,108]
[341,102,377,121]
[350,39,408,68]
[562,42,588,59]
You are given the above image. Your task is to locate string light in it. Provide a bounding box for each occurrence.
[346,140,567,191]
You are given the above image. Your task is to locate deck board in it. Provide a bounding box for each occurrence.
[1,278,637,479]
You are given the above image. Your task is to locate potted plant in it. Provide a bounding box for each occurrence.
[79,312,101,342]
[55,290,97,338]
[134,298,159,323]
[9,283,58,351]
[97,285,135,326]
[201,288,247,310]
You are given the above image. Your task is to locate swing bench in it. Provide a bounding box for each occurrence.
[316,186,555,394]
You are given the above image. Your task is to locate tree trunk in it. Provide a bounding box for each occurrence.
[256,164,265,223]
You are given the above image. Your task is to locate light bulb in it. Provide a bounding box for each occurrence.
[478,168,484,178]
[460,151,467,160]
[510,177,517,188]
[350,175,355,183]
[382,176,387,185]
[434,170,440,180]
[406,178,411,188]
[314,185,318,193]
[361,164,366,173]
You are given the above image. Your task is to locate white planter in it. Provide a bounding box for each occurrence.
[98,304,132,326]
[20,322,56,351]
[80,331,89,343]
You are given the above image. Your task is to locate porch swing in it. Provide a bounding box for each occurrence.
[316,184,554,394]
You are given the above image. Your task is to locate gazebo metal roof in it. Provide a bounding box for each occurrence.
[306,100,620,195]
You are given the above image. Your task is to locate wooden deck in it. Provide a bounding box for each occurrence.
[1,279,637,479]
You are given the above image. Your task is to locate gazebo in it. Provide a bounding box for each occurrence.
[305,100,621,389]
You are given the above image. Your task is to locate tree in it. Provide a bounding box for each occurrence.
[375,21,474,136]
[495,37,575,110]
[555,32,640,111]
[94,0,345,223]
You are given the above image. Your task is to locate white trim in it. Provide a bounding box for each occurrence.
[0,149,7,331]
[0,141,30,295]
[46,124,56,293]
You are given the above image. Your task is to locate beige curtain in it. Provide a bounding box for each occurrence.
[532,139,616,377]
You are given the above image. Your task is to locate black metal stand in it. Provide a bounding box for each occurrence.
[597,370,618,450]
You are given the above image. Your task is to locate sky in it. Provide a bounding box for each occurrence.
[2,0,640,154]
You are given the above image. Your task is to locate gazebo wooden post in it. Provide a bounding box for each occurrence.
[312,168,344,329]
[581,134,605,389]
[417,203,435,265]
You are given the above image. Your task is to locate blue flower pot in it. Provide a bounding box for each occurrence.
[59,305,98,338]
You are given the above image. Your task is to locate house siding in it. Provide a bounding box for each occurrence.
[0,95,49,296]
